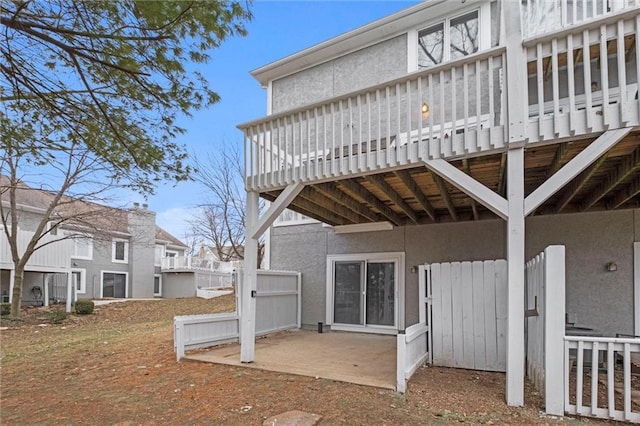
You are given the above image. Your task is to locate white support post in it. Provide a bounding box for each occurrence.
[502,0,528,144]
[251,182,304,240]
[66,270,72,313]
[8,269,15,303]
[241,191,260,363]
[43,273,49,307]
[506,147,525,407]
[544,245,566,416]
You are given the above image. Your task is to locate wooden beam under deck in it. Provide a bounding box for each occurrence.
[366,174,419,224]
[299,186,369,224]
[395,170,436,222]
[339,179,404,226]
[462,159,480,221]
[313,182,382,223]
[609,174,640,209]
[431,172,458,222]
[580,144,640,210]
[555,150,610,213]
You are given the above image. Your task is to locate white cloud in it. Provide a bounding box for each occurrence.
[155,207,195,241]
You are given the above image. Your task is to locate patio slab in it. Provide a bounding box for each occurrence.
[185,329,397,389]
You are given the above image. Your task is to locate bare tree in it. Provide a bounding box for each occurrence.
[0,141,138,318]
[0,1,252,318]
[188,147,263,267]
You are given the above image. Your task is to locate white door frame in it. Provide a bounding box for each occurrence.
[100,271,129,298]
[325,252,405,334]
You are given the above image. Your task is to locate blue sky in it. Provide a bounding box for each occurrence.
[151,0,421,239]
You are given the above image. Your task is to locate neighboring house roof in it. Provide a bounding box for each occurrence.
[155,226,188,249]
[1,176,187,247]
[198,244,244,261]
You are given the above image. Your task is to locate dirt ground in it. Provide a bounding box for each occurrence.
[0,297,605,425]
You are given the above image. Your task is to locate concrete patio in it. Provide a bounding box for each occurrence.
[185,329,397,389]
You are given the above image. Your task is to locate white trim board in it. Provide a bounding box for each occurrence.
[634,241,640,335]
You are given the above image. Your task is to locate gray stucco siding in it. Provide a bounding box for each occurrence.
[269,208,639,337]
[271,35,408,114]
[270,223,328,326]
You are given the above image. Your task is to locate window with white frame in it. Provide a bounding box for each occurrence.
[154,244,165,266]
[72,269,86,294]
[112,239,129,263]
[418,10,479,69]
[154,274,162,297]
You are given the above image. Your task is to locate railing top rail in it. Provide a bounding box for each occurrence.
[237,45,506,130]
[522,6,640,47]
[564,335,640,344]
[255,269,300,277]
[174,313,238,324]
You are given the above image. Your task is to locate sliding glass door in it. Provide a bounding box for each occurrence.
[334,261,364,325]
[331,256,397,329]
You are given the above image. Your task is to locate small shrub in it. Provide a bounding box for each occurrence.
[48,308,68,324]
[0,303,11,316]
[75,300,94,315]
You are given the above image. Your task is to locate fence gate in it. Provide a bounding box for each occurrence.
[426,260,507,372]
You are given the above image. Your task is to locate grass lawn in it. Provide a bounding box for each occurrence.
[0,296,597,425]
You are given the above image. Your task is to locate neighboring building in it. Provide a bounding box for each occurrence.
[237,0,640,412]
[0,178,208,303]
[197,245,244,263]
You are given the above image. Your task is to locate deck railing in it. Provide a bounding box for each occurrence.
[525,8,640,142]
[522,0,638,38]
[240,47,507,192]
[161,256,242,272]
[564,336,640,422]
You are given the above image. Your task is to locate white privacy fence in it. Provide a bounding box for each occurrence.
[195,271,233,289]
[564,336,640,422]
[397,267,430,393]
[251,270,301,336]
[525,245,566,416]
[429,260,507,372]
[174,269,301,361]
[174,313,239,360]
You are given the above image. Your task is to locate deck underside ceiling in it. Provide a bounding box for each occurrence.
[260,134,640,226]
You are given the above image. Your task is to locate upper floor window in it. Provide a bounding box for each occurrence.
[72,237,93,260]
[112,239,129,263]
[418,10,479,69]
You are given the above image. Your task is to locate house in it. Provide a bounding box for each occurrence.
[197,245,244,263]
[0,178,218,305]
[236,0,640,418]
